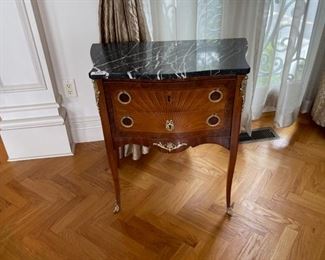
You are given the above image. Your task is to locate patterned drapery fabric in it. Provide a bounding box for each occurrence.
[312,67,325,127]
[99,0,149,43]
[99,0,150,160]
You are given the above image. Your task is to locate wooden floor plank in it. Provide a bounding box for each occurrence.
[0,114,325,259]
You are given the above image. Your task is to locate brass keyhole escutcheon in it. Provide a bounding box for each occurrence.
[166,120,175,131]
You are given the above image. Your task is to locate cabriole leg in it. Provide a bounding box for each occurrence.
[226,141,239,216]
[96,80,121,214]
[225,75,245,216]
[109,148,121,213]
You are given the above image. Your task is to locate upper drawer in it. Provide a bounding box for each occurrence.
[104,78,236,133]
[106,79,235,112]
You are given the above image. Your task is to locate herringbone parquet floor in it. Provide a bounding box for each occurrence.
[0,114,325,260]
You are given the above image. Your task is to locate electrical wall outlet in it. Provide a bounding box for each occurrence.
[63,79,78,97]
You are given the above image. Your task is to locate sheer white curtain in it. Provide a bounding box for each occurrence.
[253,0,324,127]
[142,0,324,130]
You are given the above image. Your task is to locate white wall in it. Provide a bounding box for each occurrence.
[0,1,39,86]
[37,0,103,142]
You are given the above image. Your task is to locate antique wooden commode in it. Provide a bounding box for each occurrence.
[89,38,250,215]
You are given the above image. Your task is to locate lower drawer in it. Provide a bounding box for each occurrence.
[115,109,229,133]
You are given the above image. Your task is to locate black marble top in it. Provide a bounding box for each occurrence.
[89,38,250,80]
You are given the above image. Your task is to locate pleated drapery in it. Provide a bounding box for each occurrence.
[99,0,149,43]
[99,0,150,160]
[312,67,325,127]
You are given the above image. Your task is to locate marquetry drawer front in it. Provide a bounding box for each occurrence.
[116,110,229,133]
[105,79,236,133]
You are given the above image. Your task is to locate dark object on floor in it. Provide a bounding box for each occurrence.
[239,127,279,143]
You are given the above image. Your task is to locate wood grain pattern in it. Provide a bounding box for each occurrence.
[106,78,235,134]
[0,135,8,164]
[114,110,227,133]
[0,114,324,259]
[107,78,235,111]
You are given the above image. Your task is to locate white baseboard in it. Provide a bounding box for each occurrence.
[1,112,74,161]
[69,116,104,143]
[8,151,74,162]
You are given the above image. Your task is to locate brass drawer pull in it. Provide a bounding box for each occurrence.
[208,89,223,103]
[207,114,221,127]
[117,91,131,104]
[153,142,187,152]
[166,120,175,131]
[121,116,134,128]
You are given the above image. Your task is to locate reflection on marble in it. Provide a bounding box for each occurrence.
[89,38,250,80]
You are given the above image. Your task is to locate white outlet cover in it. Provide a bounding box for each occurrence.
[63,79,78,97]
